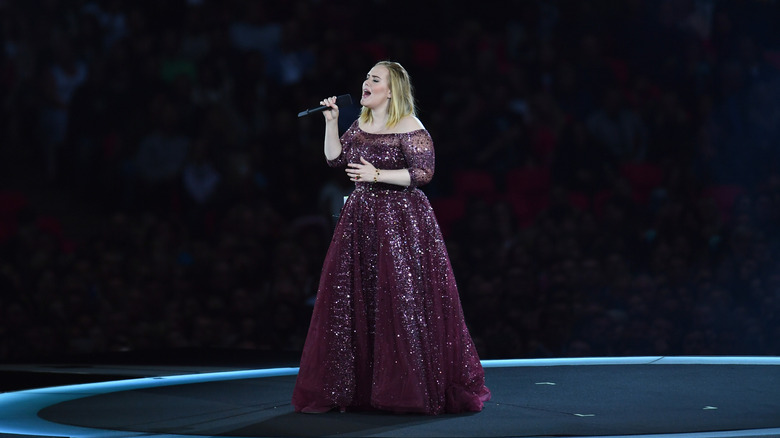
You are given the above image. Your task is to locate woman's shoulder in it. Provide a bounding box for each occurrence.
[396,115,425,133]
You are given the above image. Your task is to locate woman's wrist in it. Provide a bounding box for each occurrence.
[373,168,380,183]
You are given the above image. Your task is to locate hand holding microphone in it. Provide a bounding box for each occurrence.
[297,94,352,119]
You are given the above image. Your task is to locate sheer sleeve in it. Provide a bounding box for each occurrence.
[400,129,435,188]
[327,120,359,168]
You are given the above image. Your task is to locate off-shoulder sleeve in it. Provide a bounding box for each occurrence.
[326,120,359,168]
[400,129,435,188]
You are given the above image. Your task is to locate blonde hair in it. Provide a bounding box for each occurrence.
[360,61,417,127]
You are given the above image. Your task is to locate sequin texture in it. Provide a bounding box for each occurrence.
[292,120,491,414]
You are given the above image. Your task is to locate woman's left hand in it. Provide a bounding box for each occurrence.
[346,157,376,183]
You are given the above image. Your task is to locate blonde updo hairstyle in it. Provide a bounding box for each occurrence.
[360,61,417,128]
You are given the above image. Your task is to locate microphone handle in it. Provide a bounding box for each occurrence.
[297,105,329,118]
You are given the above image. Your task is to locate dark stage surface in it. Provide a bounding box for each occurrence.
[1,356,779,438]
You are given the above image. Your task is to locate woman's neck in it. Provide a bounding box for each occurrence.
[369,108,390,130]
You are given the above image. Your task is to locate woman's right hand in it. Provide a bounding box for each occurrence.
[321,96,340,122]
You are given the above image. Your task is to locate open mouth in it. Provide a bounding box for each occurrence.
[362,89,371,98]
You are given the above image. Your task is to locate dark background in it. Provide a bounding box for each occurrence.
[1,0,779,364]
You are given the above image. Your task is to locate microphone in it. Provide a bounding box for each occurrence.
[297,94,352,118]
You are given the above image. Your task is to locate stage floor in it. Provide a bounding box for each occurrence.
[0,356,779,438]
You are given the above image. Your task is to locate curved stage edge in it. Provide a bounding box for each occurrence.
[0,356,779,438]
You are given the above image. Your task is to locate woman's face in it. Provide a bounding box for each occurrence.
[360,65,391,110]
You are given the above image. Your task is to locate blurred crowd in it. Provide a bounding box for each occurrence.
[1,0,779,362]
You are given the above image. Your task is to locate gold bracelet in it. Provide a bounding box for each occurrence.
[373,169,380,183]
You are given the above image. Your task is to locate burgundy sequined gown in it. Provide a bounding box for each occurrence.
[292,120,490,414]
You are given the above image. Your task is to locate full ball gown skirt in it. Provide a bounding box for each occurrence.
[292,121,490,414]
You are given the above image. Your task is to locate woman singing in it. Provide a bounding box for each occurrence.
[292,61,490,414]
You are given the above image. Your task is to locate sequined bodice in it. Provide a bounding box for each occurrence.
[328,121,435,189]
